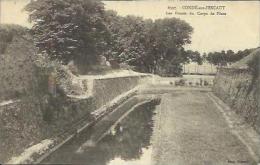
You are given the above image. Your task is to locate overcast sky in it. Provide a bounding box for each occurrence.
[1,0,260,53]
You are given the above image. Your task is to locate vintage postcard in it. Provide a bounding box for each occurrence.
[0,0,260,164]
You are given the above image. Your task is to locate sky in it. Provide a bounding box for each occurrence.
[1,0,259,53]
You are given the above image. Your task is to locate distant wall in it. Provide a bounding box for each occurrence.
[183,62,217,75]
[92,75,149,107]
[213,68,260,133]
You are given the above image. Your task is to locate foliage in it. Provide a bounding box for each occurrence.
[105,12,194,75]
[247,52,260,76]
[104,12,151,69]
[25,0,110,67]
[25,0,196,76]
[247,50,260,94]
[182,49,202,65]
[144,18,193,74]
[205,49,254,66]
[0,24,28,54]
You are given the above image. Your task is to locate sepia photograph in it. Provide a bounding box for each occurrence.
[0,0,260,164]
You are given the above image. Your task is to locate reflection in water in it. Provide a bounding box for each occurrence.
[108,147,152,165]
[43,101,157,165]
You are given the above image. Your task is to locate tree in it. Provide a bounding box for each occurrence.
[205,49,254,67]
[104,12,152,72]
[26,1,194,76]
[25,0,109,68]
[145,18,193,75]
[0,24,28,54]
[182,50,202,65]
[106,16,193,75]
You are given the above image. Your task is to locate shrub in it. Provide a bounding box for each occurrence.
[204,80,209,86]
[247,50,260,94]
[175,79,186,86]
[0,24,28,54]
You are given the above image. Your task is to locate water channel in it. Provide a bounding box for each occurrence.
[42,97,159,165]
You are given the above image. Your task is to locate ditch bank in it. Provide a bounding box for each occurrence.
[213,67,260,134]
[213,48,260,134]
[0,74,152,164]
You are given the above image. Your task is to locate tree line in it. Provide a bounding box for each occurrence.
[24,0,253,76]
[25,0,202,76]
[204,49,254,67]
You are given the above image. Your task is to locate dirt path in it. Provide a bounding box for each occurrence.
[151,90,256,165]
